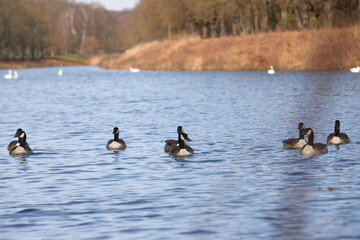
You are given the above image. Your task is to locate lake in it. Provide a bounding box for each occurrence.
[1,66,360,239]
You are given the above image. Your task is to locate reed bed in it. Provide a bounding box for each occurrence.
[99,27,360,71]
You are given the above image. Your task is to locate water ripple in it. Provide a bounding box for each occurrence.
[0,67,359,239]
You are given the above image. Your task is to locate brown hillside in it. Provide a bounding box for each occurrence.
[0,58,86,69]
[99,28,360,71]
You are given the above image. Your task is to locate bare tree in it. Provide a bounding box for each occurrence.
[324,0,336,28]
[260,0,268,32]
[335,0,358,26]
[79,5,91,55]
[280,0,289,31]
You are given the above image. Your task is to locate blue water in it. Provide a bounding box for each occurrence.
[1,66,360,239]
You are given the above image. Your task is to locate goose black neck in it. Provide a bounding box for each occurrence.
[307,131,314,145]
[299,128,305,139]
[114,132,119,141]
[178,132,185,149]
[19,134,26,147]
[334,123,340,136]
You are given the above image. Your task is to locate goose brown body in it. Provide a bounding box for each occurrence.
[327,120,350,145]
[9,130,33,155]
[169,126,194,157]
[283,122,307,149]
[106,127,127,150]
[7,129,27,151]
[164,132,191,153]
[300,128,328,157]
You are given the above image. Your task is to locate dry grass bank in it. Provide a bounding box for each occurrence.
[0,57,86,69]
[99,27,360,71]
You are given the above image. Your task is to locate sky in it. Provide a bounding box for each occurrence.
[77,0,139,11]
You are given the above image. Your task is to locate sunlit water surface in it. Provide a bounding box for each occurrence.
[1,66,360,239]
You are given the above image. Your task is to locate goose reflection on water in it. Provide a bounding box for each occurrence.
[267,160,316,239]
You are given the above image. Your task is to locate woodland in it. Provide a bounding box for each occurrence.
[1,0,360,60]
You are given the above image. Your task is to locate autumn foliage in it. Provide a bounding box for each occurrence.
[99,27,360,71]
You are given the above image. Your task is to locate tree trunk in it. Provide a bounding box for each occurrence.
[244,1,252,35]
[79,7,89,55]
[303,3,309,29]
[210,23,217,38]
[280,0,288,31]
[220,17,226,37]
[47,17,55,57]
[31,47,35,59]
[202,25,208,38]
[232,22,237,36]
[325,0,334,28]
[260,0,268,32]
[254,4,259,34]
[68,7,76,35]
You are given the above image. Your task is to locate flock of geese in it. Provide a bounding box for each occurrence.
[1,66,353,158]
[7,121,349,158]
[283,120,350,157]
[7,126,194,157]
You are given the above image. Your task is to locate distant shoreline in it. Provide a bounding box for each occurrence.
[98,27,360,71]
[0,58,87,69]
[3,27,360,71]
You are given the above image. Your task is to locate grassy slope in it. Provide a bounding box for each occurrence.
[0,56,87,69]
[99,27,360,71]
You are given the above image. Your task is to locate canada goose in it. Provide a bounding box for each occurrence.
[106,127,127,150]
[268,66,275,74]
[327,120,350,145]
[169,126,194,157]
[283,122,307,149]
[7,128,24,151]
[164,127,191,152]
[300,128,328,157]
[9,130,33,155]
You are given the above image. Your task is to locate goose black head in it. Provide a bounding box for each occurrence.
[302,128,313,135]
[298,122,305,130]
[14,128,23,138]
[18,130,26,139]
[182,132,192,141]
[113,127,119,134]
[177,126,183,134]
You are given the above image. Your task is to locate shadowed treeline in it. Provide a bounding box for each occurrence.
[0,0,129,59]
[2,0,360,70]
[99,27,360,71]
[99,0,360,71]
[128,0,360,42]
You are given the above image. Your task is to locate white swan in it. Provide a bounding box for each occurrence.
[4,69,12,79]
[13,71,18,79]
[130,67,140,72]
[58,69,63,76]
[350,66,360,73]
[268,66,275,75]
